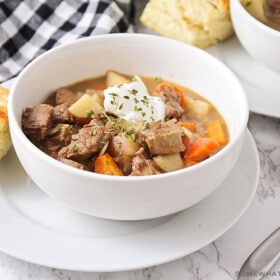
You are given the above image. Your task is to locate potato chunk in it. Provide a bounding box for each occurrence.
[185,97,211,116]
[153,153,183,172]
[106,70,130,87]
[108,133,140,157]
[68,94,104,118]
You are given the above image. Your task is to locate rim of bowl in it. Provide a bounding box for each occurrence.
[8,33,249,183]
[232,0,280,37]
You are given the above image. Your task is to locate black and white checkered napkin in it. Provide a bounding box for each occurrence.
[0,0,134,84]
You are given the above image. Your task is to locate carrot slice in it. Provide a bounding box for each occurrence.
[94,153,124,176]
[95,84,107,90]
[186,137,219,161]
[155,82,186,108]
[207,120,226,145]
[180,121,196,132]
[182,157,198,167]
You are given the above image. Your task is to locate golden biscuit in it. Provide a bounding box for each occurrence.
[0,85,12,160]
[140,0,234,48]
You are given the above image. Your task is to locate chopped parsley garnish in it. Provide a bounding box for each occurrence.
[86,110,94,117]
[125,130,136,141]
[141,99,149,106]
[129,89,138,95]
[134,106,142,111]
[118,103,124,110]
[143,122,149,130]
[72,144,79,152]
[110,99,116,105]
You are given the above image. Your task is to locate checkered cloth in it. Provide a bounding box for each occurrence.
[0,0,134,83]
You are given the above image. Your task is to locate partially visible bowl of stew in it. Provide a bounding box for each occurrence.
[230,0,280,73]
[8,34,248,220]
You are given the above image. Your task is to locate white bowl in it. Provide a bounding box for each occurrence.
[230,0,280,73]
[8,34,249,220]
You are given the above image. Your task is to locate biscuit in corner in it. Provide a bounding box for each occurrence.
[140,0,234,48]
[0,85,12,160]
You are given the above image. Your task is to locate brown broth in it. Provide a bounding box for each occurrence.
[242,0,280,31]
[30,72,230,175]
[62,74,228,141]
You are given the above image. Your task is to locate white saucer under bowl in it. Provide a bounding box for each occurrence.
[0,130,259,271]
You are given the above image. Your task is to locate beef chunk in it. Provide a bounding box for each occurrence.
[43,124,74,156]
[22,104,53,142]
[137,120,185,154]
[114,155,133,175]
[52,104,75,124]
[58,120,111,161]
[129,155,162,176]
[114,147,148,175]
[88,116,106,127]
[55,88,77,106]
[157,85,184,119]
[105,118,127,136]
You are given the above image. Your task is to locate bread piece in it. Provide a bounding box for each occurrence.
[0,85,12,160]
[140,0,234,48]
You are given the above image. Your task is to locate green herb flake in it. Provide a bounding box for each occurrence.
[86,110,94,117]
[126,130,136,141]
[129,89,138,95]
[72,144,79,152]
[143,122,149,130]
[118,103,124,110]
[134,106,142,112]
[141,99,149,106]
[90,130,97,136]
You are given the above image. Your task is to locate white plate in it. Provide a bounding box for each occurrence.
[207,36,280,118]
[0,130,259,272]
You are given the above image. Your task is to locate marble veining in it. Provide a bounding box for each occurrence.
[249,114,280,203]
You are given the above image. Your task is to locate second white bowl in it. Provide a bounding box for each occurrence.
[8,34,249,220]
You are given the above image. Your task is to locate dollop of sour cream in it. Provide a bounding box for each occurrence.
[103,76,165,122]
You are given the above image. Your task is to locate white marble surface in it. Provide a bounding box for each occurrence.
[1,1,280,279]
